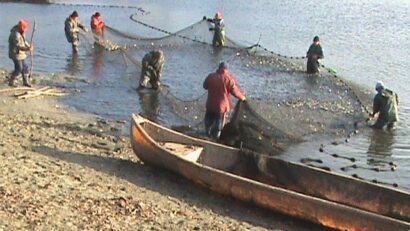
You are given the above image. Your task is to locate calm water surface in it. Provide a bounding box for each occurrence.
[0,0,409,190]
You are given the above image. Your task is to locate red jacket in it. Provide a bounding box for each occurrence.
[91,15,104,34]
[203,68,245,113]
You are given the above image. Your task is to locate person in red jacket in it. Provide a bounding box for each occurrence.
[90,12,105,37]
[203,62,246,139]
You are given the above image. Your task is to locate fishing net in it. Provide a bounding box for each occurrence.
[219,101,299,155]
[92,13,372,156]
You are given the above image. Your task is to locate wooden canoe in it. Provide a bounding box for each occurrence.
[130,113,410,231]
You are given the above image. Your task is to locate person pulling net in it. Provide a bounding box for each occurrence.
[64,11,88,53]
[203,62,246,139]
[94,14,371,156]
[138,50,165,90]
[205,11,226,47]
[369,81,399,129]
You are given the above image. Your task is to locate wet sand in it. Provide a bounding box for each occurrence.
[0,68,330,230]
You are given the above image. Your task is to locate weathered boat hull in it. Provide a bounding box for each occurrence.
[233,150,410,222]
[130,114,410,231]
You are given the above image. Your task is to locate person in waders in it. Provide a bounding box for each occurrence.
[207,11,226,47]
[306,36,324,74]
[370,81,399,129]
[8,19,33,87]
[203,62,246,139]
[138,50,165,90]
[90,12,105,44]
[64,11,87,53]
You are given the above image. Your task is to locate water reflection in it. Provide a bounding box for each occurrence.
[138,89,160,122]
[92,45,105,78]
[367,129,395,165]
[212,46,224,61]
[66,53,81,75]
[303,73,320,91]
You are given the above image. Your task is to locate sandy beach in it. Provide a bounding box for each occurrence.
[0,68,329,231]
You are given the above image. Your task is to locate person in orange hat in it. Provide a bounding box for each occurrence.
[8,19,33,87]
[207,11,226,47]
[90,12,105,37]
[64,11,87,53]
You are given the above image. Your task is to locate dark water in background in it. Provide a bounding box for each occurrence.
[0,0,409,190]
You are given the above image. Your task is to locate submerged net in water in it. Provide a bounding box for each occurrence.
[92,14,371,155]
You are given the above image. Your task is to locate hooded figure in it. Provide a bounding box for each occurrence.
[306,36,324,74]
[139,50,165,90]
[209,11,226,47]
[8,19,32,87]
[203,62,246,138]
[371,81,399,129]
[64,11,87,53]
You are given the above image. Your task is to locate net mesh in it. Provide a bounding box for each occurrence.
[91,14,371,155]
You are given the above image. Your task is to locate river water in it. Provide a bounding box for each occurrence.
[0,0,409,190]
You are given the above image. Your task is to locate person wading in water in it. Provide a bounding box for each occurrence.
[90,12,105,45]
[64,11,87,53]
[207,11,226,47]
[90,12,105,37]
[306,36,324,74]
[203,62,246,139]
[138,50,165,90]
[370,81,399,129]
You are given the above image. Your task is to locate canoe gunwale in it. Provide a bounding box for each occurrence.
[130,113,410,231]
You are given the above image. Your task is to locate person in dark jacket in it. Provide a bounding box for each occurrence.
[371,81,399,129]
[306,36,324,74]
[203,62,246,139]
[208,11,226,47]
[64,11,87,53]
[138,50,165,90]
[8,19,33,87]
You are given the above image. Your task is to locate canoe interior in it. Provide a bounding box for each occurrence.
[136,117,410,223]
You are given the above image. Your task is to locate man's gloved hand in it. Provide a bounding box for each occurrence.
[209,28,214,31]
[206,18,213,22]
[203,16,207,20]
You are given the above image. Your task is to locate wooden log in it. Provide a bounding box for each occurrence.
[0,87,34,93]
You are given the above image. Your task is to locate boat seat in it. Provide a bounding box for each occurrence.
[160,142,203,162]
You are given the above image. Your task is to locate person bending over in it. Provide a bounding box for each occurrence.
[371,81,399,129]
[138,50,165,90]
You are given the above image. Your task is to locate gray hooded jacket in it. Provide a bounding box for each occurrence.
[8,25,30,60]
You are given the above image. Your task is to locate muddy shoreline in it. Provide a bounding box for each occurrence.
[0,68,330,230]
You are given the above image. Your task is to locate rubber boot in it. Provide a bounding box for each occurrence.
[8,74,18,87]
[22,74,32,87]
